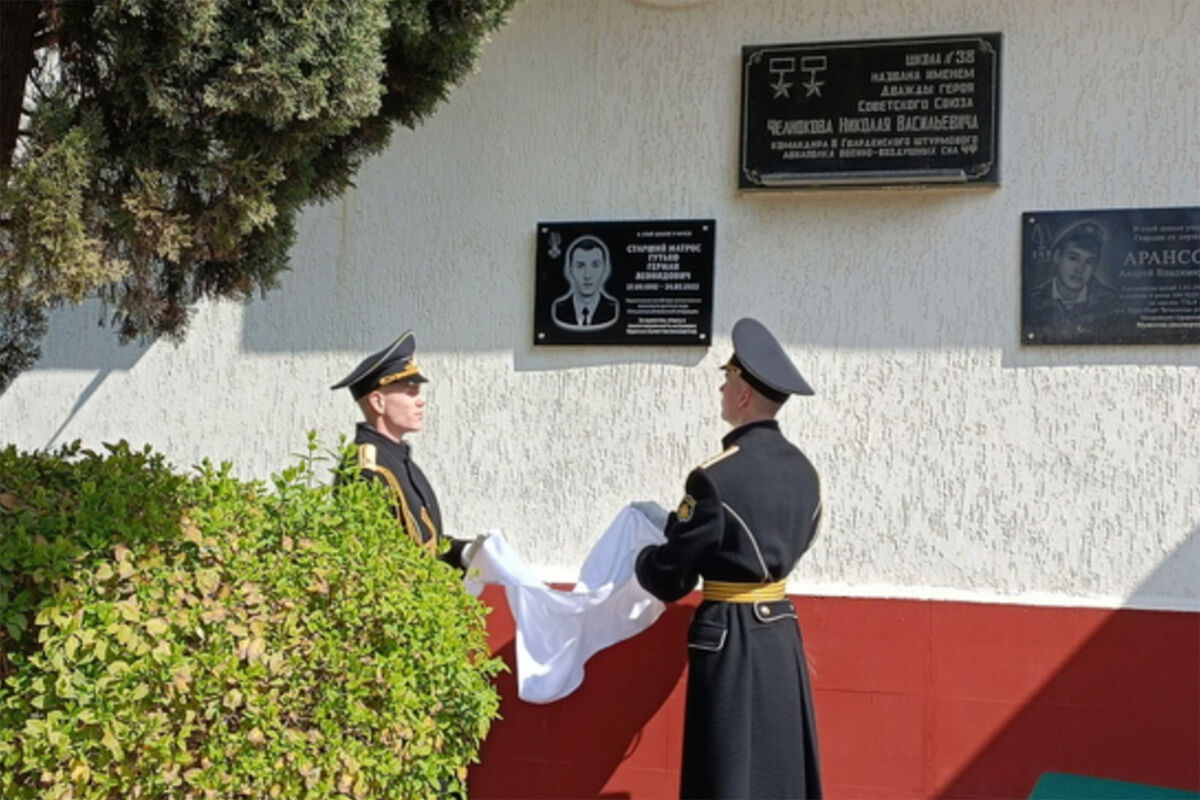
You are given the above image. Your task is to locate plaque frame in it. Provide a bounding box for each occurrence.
[533,219,716,347]
[739,33,1002,190]
[1021,206,1200,346]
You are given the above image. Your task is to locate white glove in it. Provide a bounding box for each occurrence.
[462,532,491,566]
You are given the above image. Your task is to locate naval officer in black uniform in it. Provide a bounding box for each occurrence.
[635,317,823,799]
[332,331,482,570]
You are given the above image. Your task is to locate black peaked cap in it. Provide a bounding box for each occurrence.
[331,331,427,400]
[728,318,814,401]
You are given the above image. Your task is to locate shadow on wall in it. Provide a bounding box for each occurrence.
[1130,525,1200,611]
[230,210,712,372]
[466,526,1199,800]
[932,525,1200,799]
[12,301,152,447]
[21,191,1200,378]
[230,191,991,358]
[234,188,1200,369]
[19,300,150,373]
[229,194,556,360]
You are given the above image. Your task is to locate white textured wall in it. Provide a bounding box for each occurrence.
[3,0,1198,611]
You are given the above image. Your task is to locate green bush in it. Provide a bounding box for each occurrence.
[0,436,502,799]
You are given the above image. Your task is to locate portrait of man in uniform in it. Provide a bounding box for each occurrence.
[1024,218,1121,335]
[551,234,620,331]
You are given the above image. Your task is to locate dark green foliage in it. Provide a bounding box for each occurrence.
[0,435,502,798]
[0,299,48,393]
[0,0,517,392]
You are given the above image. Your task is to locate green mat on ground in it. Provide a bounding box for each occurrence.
[1029,772,1200,800]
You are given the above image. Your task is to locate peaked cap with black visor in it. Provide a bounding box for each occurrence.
[723,317,814,402]
[331,331,427,400]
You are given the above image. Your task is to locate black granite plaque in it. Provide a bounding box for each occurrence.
[1021,207,1200,345]
[740,33,1001,189]
[534,220,715,346]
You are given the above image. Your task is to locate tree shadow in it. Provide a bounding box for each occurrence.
[15,300,150,371]
[932,526,1200,799]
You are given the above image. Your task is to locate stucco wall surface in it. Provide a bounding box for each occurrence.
[2,0,1197,610]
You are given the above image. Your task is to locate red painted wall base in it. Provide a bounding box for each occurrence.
[468,588,1200,799]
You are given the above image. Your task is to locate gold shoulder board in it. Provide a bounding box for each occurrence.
[699,444,739,469]
[358,443,377,471]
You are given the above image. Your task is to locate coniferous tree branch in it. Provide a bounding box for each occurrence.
[0,0,517,392]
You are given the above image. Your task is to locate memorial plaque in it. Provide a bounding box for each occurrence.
[534,220,715,346]
[740,33,1001,189]
[1021,207,1200,345]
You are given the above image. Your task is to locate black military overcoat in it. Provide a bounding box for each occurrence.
[636,420,823,799]
[351,422,468,570]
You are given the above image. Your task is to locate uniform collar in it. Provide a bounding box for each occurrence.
[357,422,410,457]
[1052,279,1090,307]
[722,419,779,449]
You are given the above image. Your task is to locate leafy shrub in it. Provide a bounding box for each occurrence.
[0,436,502,799]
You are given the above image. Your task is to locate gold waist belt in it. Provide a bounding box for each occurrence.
[702,579,787,603]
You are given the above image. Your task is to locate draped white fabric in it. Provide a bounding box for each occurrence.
[464,505,667,704]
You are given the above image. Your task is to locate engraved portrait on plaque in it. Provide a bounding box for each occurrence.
[534,220,716,347]
[1022,207,1200,345]
[549,234,620,332]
